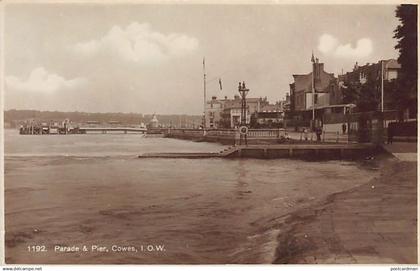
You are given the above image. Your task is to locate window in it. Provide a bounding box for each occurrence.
[387,70,398,81]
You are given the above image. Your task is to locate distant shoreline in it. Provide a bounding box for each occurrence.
[3,109,202,129]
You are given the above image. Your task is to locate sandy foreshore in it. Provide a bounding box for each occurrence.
[273,153,417,264]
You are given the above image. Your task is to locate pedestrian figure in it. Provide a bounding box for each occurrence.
[304,128,308,141]
[342,123,347,134]
[387,124,394,144]
[316,127,322,141]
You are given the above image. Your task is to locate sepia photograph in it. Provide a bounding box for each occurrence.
[1,0,418,267]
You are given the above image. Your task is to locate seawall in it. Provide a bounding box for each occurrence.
[229,144,378,160]
[139,144,380,160]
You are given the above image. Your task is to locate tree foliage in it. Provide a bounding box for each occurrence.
[394,4,418,111]
[342,75,399,113]
[342,78,380,112]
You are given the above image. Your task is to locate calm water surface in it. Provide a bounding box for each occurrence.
[4,129,379,263]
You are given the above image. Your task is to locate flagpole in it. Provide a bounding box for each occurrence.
[380,60,385,143]
[312,64,315,122]
[381,60,384,113]
[311,53,315,126]
[203,58,207,130]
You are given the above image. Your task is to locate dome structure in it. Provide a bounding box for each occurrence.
[149,114,159,128]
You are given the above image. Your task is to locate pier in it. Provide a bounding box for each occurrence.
[138,143,377,160]
[79,127,147,134]
[18,125,148,135]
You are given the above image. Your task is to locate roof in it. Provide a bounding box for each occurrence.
[223,100,241,109]
[259,104,283,112]
[292,71,335,93]
[221,97,264,110]
[302,103,356,111]
[384,59,401,69]
[339,58,400,82]
[150,114,158,123]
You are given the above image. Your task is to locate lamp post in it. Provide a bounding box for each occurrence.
[381,60,384,113]
[238,81,249,145]
[203,58,207,131]
[380,60,385,144]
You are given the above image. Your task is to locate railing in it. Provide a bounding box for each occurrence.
[167,128,285,138]
[248,129,282,138]
[168,129,205,136]
[288,130,358,143]
[206,129,236,137]
[166,128,358,143]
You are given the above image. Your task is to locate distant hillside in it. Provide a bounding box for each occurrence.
[4,109,202,128]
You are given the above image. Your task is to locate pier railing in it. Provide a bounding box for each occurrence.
[206,129,236,137]
[166,128,358,144]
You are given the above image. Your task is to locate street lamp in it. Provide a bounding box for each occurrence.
[238,81,249,126]
[238,81,249,145]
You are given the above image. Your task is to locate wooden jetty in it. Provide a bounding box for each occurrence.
[79,127,147,134]
[138,143,377,159]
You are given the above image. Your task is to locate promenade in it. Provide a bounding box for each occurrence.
[165,128,356,146]
[138,143,376,160]
[273,143,417,264]
[382,142,417,162]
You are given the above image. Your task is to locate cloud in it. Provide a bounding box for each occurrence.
[318,34,339,54]
[334,38,373,58]
[318,33,373,59]
[5,67,86,93]
[73,22,199,64]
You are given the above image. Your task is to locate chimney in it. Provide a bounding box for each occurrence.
[353,62,359,71]
[212,96,217,100]
[313,61,323,82]
[224,96,227,100]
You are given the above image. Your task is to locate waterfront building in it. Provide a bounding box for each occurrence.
[338,59,401,113]
[205,96,226,129]
[334,59,408,130]
[289,56,355,132]
[205,95,269,129]
[290,58,338,115]
[221,105,250,128]
[148,114,159,128]
[252,103,285,128]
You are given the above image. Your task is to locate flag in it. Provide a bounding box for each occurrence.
[219,78,222,90]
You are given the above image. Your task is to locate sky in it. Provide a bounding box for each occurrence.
[4,3,400,114]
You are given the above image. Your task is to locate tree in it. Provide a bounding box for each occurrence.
[394,4,418,119]
[342,77,380,112]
